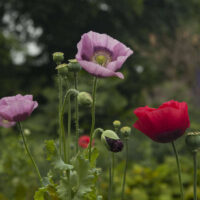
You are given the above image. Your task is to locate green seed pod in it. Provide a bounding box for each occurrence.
[52,52,64,64]
[185,132,200,152]
[113,120,121,129]
[120,126,131,138]
[101,130,123,152]
[77,92,93,107]
[56,63,68,76]
[68,59,81,72]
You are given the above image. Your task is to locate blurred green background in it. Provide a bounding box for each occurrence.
[1,0,200,199]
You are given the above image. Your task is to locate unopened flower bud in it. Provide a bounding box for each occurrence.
[120,126,131,138]
[53,52,64,64]
[78,92,93,107]
[68,59,81,72]
[56,63,68,76]
[185,132,200,152]
[113,120,121,129]
[101,130,123,152]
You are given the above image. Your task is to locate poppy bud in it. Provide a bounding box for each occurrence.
[120,126,131,138]
[101,130,124,152]
[52,52,64,64]
[68,59,81,72]
[185,132,200,152]
[24,128,31,136]
[77,92,93,107]
[113,120,121,129]
[56,63,68,76]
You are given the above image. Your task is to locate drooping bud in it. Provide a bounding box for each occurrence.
[56,63,68,76]
[68,59,81,72]
[113,120,121,129]
[101,130,123,152]
[78,92,93,107]
[185,132,200,152]
[120,126,131,138]
[52,52,64,64]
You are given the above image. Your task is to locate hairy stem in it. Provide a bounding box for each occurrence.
[74,72,79,153]
[121,139,128,200]
[17,122,42,184]
[58,75,63,156]
[193,151,197,200]
[109,153,114,200]
[171,141,184,200]
[88,77,98,161]
[60,89,79,163]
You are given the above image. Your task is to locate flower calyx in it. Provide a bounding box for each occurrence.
[101,130,123,153]
[185,131,200,153]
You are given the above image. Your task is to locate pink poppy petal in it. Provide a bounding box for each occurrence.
[77,60,124,78]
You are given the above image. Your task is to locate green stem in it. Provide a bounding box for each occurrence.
[66,95,72,200]
[193,151,197,200]
[60,89,79,163]
[88,77,98,161]
[112,152,115,198]
[67,96,71,163]
[171,141,184,200]
[121,139,128,200]
[74,72,79,153]
[17,122,42,184]
[92,128,104,138]
[109,153,113,200]
[58,75,63,156]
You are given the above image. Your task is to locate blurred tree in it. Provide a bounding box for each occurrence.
[0,0,200,133]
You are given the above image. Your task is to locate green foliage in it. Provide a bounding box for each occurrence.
[0,130,39,200]
[38,141,101,200]
[100,156,200,200]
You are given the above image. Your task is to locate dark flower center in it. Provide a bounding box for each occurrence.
[105,137,124,152]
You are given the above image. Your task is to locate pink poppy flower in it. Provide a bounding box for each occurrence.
[0,94,38,122]
[76,31,133,79]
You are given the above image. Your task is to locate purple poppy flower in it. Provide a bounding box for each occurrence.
[0,116,16,128]
[76,31,133,79]
[0,94,38,122]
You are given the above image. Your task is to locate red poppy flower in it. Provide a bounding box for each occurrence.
[133,100,190,143]
[78,135,94,148]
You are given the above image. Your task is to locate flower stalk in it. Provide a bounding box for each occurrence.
[193,151,197,200]
[171,141,184,200]
[17,122,42,184]
[88,77,98,161]
[58,74,63,156]
[121,139,128,200]
[60,89,79,163]
[74,72,79,153]
[109,152,114,200]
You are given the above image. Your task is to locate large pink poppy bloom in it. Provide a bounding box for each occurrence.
[76,31,133,79]
[133,100,190,143]
[0,94,38,122]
